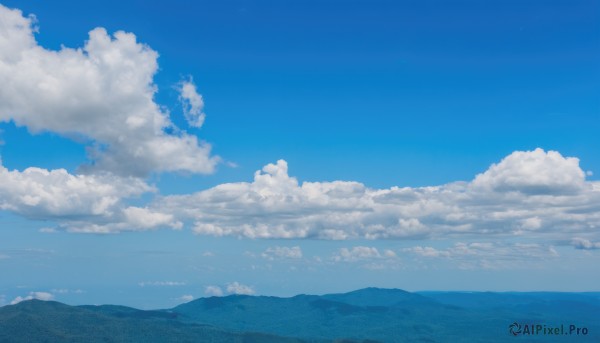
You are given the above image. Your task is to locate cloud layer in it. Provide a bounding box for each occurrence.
[0,5,598,252]
[0,4,218,177]
[159,149,600,244]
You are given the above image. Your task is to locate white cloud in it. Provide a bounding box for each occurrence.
[571,237,600,250]
[10,291,54,305]
[333,246,383,262]
[50,288,85,294]
[261,246,303,260]
[138,281,185,287]
[0,161,150,218]
[471,148,585,194]
[204,285,224,297]
[226,282,254,295]
[179,79,206,128]
[0,4,218,177]
[403,242,559,269]
[158,149,600,243]
[178,294,194,302]
[0,160,181,233]
[403,246,450,258]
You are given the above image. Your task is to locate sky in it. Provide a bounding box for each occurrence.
[0,0,598,309]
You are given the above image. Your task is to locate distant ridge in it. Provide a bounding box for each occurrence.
[1,288,599,342]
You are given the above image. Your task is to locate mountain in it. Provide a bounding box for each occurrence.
[172,289,506,342]
[322,287,434,307]
[1,288,599,342]
[0,299,307,343]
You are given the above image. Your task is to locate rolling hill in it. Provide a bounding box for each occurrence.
[1,288,599,342]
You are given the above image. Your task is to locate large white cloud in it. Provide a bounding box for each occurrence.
[158,149,600,243]
[471,148,586,194]
[0,4,218,177]
[0,160,180,233]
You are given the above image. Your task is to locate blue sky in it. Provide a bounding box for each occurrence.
[0,0,599,308]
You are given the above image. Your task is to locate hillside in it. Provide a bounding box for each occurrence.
[1,288,599,342]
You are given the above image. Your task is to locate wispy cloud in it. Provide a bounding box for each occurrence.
[226,282,254,295]
[138,281,186,287]
[403,242,559,269]
[204,286,224,297]
[10,291,54,305]
[178,294,194,302]
[179,78,206,128]
[262,246,303,260]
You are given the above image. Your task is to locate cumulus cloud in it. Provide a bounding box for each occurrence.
[226,282,254,295]
[179,79,206,128]
[261,246,303,260]
[0,160,184,232]
[158,149,600,243]
[0,160,181,233]
[571,238,600,250]
[204,286,224,297]
[0,160,150,218]
[471,148,586,194]
[10,291,53,305]
[0,4,218,177]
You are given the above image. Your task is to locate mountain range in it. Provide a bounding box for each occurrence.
[1,288,599,342]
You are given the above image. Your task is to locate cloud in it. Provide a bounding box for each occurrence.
[0,160,181,233]
[261,246,303,260]
[39,227,57,234]
[0,4,218,177]
[158,149,600,242]
[138,281,185,287]
[51,288,84,294]
[571,237,600,250]
[403,242,559,269]
[332,246,397,262]
[179,79,206,128]
[178,294,194,302]
[204,286,224,297]
[471,148,586,194]
[226,282,254,295]
[10,291,53,305]
[0,160,149,217]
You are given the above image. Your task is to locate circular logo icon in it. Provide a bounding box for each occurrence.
[509,322,522,336]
